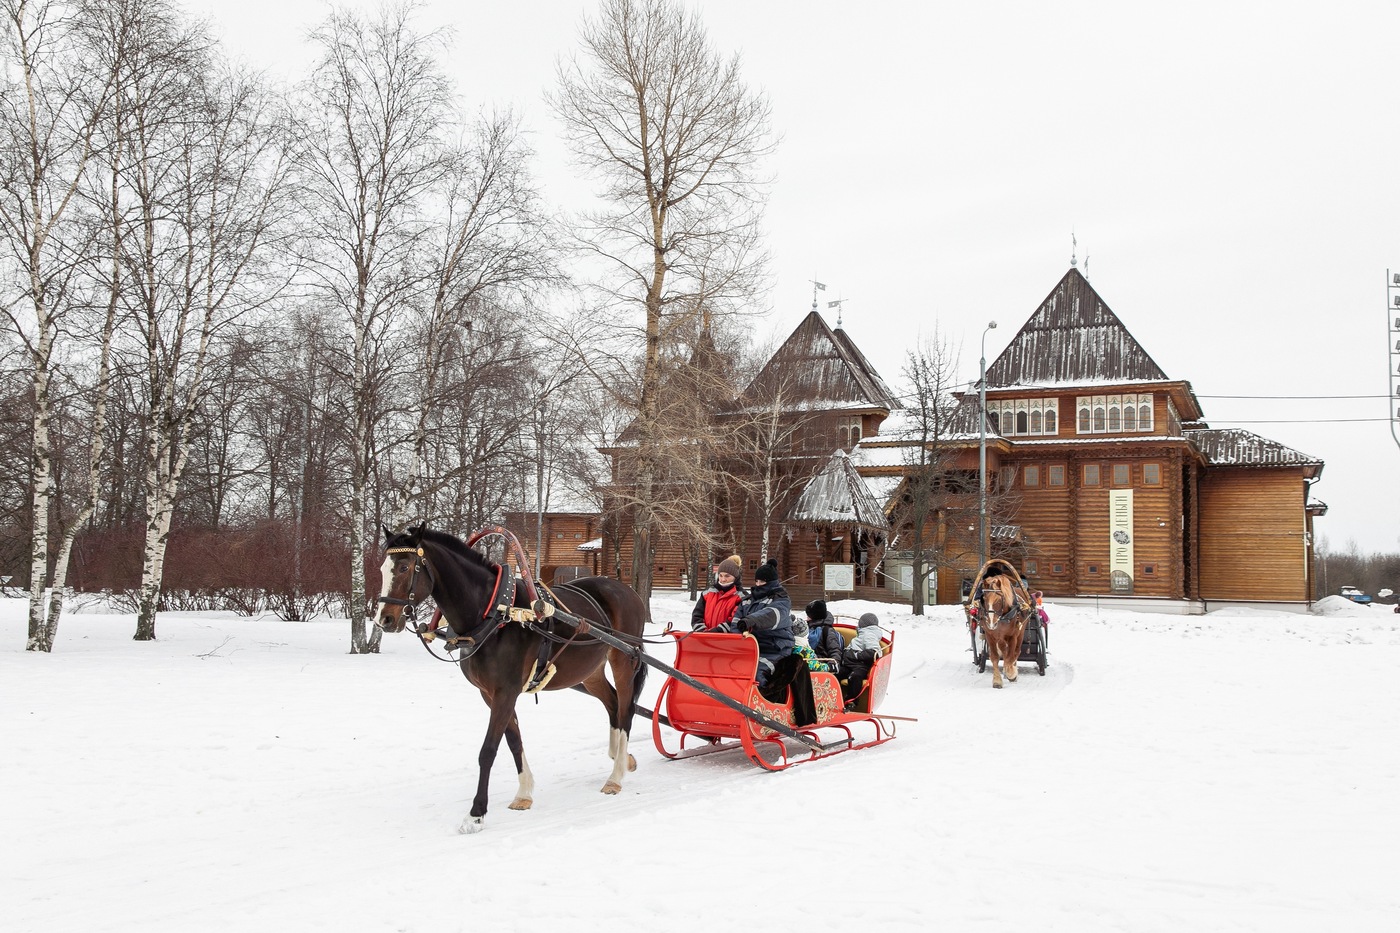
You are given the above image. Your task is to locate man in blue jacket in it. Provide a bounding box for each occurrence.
[717,558,793,686]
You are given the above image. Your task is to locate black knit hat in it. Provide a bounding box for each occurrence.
[754,558,778,584]
[805,599,826,619]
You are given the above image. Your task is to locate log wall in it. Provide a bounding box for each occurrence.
[1197,468,1309,601]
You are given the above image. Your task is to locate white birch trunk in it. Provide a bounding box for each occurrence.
[26,353,53,651]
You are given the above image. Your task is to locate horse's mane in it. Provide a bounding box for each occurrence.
[394,527,497,574]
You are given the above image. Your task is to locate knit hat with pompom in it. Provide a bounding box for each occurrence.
[754,558,778,584]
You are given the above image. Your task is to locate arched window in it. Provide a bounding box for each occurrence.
[1123,406,1136,431]
[1139,404,1152,431]
[1016,410,1028,433]
[1108,406,1121,431]
[1078,407,1090,433]
[1093,407,1106,432]
[988,411,1000,432]
[1030,410,1042,433]
[1045,410,1057,433]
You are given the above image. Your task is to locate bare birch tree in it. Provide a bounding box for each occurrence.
[0,0,122,650]
[291,3,450,652]
[552,0,774,599]
[100,8,290,640]
[385,111,560,526]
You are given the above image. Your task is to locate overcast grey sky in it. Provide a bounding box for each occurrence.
[188,0,1400,555]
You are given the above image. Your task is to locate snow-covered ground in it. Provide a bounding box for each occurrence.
[3,592,1398,932]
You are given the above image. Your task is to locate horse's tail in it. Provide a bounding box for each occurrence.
[625,648,648,728]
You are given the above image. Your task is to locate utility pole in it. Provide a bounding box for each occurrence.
[1389,270,1400,455]
[978,321,998,568]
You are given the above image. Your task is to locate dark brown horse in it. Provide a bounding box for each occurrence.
[374,526,649,834]
[978,573,1029,689]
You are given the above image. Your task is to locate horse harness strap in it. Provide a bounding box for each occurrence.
[413,561,519,659]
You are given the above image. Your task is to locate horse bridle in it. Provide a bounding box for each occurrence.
[378,545,436,625]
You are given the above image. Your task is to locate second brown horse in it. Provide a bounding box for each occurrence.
[978,573,1030,688]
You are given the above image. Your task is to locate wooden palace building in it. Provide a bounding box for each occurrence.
[519,265,1325,612]
[919,265,1328,610]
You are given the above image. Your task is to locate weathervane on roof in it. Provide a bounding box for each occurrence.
[1070,230,1077,268]
[811,278,826,312]
[827,297,848,328]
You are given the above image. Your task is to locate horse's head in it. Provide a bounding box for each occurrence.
[979,575,1017,627]
[375,525,434,633]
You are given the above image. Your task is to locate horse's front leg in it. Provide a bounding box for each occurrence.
[461,691,519,835]
[988,621,1004,688]
[503,713,534,811]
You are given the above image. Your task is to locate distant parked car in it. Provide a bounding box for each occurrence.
[1339,586,1373,604]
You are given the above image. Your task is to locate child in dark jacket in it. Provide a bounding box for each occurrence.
[803,599,846,665]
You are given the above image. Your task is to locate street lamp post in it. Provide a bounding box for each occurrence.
[978,320,997,569]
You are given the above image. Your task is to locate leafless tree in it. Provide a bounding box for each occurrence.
[290,2,452,652]
[896,332,969,615]
[385,111,561,527]
[552,0,774,599]
[890,332,1024,610]
[728,360,830,564]
[97,6,291,640]
[0,0,124,650]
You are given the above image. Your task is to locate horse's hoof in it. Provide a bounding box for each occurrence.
[627,754,637,773]
[458,816,485,834]
[601,781,622,795]
[993,681,1003,689]
[508,797,533,811]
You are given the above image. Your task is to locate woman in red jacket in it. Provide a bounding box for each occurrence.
[690,555,744,631]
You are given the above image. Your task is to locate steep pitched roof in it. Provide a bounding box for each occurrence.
[787,450,890,531]
[1185,428,1324,477]
[986,267,1170,388]
[737,311,899,412]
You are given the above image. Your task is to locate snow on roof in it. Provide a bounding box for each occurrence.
[848,443,909,469]
[986,267,1170,388]
[787,450,890,531]
[864,475,905,509]
[1185,428,1324,470]
[738,311,900,413]
[578,537,603,551]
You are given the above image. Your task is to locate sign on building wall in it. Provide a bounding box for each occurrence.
[1109,488,1134,593]
[824,563,855,593]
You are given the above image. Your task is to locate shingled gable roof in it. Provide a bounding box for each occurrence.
[986,267,1170,389]
[736,311,900,412]
[787,449,889,531]
[1184,428,1325,478]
